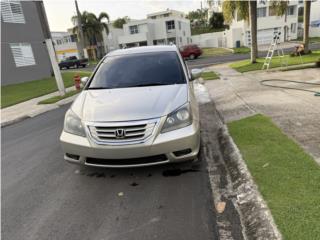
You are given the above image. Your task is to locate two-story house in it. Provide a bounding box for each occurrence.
[1,0,52,85]
[51,31,80,62]
[117,10,191,48]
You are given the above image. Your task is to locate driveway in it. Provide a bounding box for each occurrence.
[2,83,244,240]
[205,66,320,164]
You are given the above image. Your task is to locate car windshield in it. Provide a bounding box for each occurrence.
[87,51,186,89]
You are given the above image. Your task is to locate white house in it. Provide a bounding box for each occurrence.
[199,0,301,48]
[102,23,124,53]
[228,0,300,47]
[51,31,80,61]
[310,0,320,37]
[117,9,191,48]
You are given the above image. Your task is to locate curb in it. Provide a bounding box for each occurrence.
[1,94,77,128]
[1,115,31,128]
[218,125,282,240]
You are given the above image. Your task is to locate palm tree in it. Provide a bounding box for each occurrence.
[303,0,311,53]
[249,1,257,63]
[72,11,110,59]
[222,1,258,63]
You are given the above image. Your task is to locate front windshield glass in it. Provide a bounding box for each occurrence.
[87,51,186,89]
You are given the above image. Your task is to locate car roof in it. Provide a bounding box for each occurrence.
[106,45,178,57]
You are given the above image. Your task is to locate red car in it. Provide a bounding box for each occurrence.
[179,44,202,60]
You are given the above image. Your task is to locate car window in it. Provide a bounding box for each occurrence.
[88,51,186,89]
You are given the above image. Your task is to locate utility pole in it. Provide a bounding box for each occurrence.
[75,0,85,58]
[45,39,65,96]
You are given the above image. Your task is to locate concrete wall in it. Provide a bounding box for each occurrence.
[191,32,223,48]
[1,1,52,86]
[310,27,320,37]
[102,25,124,52]
[311,0,320,22]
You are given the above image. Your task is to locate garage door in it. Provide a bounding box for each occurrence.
[257,28,276,45]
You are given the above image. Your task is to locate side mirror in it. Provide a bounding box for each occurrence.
[190,68,202,80]
[81,77,89,85]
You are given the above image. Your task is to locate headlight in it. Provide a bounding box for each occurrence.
[64,110,86,136]
[161,103,192,133]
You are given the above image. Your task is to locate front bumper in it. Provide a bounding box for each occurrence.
[60,120,200,168]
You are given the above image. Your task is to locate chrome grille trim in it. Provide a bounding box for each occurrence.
[86,119,159,145]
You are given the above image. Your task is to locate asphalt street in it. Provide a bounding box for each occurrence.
[2,103,229,240]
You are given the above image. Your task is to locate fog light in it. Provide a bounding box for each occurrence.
[173,148,192,157]
[66,153,80,160]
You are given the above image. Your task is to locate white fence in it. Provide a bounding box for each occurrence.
[310,27,320,37]
[191,32,225,48]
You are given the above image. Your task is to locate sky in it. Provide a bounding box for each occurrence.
[43,0,204,32]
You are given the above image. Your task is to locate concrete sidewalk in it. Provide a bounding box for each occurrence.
[1,86,78,127]
[206,64,320,164]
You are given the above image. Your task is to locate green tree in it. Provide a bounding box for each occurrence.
[303,0,311,53]
[187,8,208,27]
[209,12,225,29]
[72,11,110,59]
[222,1,258,63]
[113,16,130,29]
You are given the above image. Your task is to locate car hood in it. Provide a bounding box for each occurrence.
[71,84,188,122]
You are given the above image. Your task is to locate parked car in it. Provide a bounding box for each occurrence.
[60,45,202,168]
[59,56,88,69]
[179,44,202,60]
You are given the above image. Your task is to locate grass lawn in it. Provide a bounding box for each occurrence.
[1,72,91,108]
[230,50,320,73]
[201,71,219,80]
[232,46,251,54]
[228,114,320,240]
[201,48,232,57]
[38,89,81,104]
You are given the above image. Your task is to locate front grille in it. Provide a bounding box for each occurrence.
[86,154,167,166]
[88,120,157,145]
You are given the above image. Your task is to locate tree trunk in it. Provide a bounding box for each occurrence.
[303,0,311,53]
[249,0,258,63]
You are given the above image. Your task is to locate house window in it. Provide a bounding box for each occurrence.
[179,37,182,43]
[10,43,36,67]
[257,7,267,18]
[287,6,295,16]
[163,13,169,17]
[129,25,138,34]
[166,20,175,31]
[178,21,181,30]
[291,23,296,33]
[1,0,25,23]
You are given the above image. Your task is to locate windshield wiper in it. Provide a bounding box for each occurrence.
[87,87,111,90]
[131,83,172,87]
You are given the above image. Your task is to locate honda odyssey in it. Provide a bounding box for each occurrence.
[60,45,201,167]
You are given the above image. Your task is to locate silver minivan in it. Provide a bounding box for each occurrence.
[60,45,201,168]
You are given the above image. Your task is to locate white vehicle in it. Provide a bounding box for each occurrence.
[60,45,201,168]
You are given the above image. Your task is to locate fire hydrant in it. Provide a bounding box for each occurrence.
[74,74,81,90]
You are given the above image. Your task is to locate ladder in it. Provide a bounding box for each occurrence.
[262,32,288,70]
